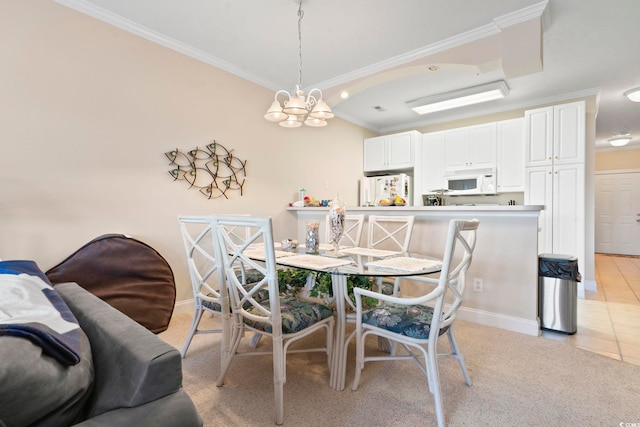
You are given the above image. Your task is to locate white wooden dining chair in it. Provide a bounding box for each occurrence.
[210,215,335,426]
[177,216,231,386]
[334,215,416,368]
[178,216,266,361]
[366,215,415,253]
[324,214,365,247]
[351,219,479,427]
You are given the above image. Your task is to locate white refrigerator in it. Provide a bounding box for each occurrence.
[359,173,412,206]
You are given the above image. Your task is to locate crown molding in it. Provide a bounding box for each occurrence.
[53,0,279,90]
[493,0,549,29]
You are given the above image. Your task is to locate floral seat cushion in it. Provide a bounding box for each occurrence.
[244,297,334,334]
[361,303,448,340]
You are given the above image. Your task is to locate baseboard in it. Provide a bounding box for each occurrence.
[583,278,596,293]
[173,298,541,336]
[457,306,540,336]
[173,298,194,316]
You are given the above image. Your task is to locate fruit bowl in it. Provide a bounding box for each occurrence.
[378,200,406,206]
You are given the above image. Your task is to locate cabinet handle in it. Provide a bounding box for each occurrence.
[555,156,558,159]
[548,156,552,160]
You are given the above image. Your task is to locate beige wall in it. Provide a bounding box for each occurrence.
[0,1,374,301]
[596,148,640,171]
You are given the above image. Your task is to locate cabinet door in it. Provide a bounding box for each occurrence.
[524,106,553,167]
[444,128,469,170]
[414,131,445,205]
[387,132,414,169]
[363,136,387,172]
[552,163,585,264]
[497,119,524,192]
[525,166,553,254]
[468,123,497,168]
[554,101,585,165]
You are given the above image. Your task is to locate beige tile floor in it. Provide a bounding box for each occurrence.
[541,253,640,367]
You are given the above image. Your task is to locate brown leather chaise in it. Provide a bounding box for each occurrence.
[46,234,176,333]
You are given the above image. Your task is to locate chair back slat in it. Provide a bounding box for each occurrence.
[325,214,365,247]
[437,219,478,328]
[178,216,226,304]
[367,215,415,252]
[210,215,281,331]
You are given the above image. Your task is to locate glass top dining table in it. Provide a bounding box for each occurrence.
[267,243,443,391]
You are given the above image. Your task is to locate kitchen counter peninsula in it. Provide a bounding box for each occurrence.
[285,205,544,336]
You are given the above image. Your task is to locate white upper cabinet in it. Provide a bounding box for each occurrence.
[497,118,525,192]
[525,101,585,167]
[363,130,418,173]
[444,123,496,171]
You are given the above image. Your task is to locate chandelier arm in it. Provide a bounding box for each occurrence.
[274,89,292,103]
[306,88,323,105]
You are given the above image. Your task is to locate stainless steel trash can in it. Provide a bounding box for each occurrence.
[538,254,581,334]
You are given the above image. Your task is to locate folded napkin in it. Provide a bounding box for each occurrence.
[339,247,400,257]
[244,248,296,260]
[276,254,353,270]
[0,260,81,366]
[366,257,442,272]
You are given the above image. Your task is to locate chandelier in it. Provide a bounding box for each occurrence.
[264,1,334,128]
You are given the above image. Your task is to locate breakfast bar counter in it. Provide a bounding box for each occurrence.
[284,205,544,336]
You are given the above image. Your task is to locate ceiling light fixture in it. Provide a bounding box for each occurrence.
[608,134,632,147]
[624,87,640,102]
[264,1,333,128]
[407,80,510,115]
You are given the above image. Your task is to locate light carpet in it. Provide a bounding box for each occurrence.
[159,313,640,426]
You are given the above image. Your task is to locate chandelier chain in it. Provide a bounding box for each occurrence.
[297,1,304,89]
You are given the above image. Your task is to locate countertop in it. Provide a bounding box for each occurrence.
[287,205,544,212]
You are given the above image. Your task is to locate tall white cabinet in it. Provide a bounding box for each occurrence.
[413,131,445,205]
[524,101,585,266]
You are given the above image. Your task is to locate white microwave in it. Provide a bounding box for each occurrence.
[444,168,497,195]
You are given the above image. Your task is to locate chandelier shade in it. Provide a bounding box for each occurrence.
[264,1,333,128]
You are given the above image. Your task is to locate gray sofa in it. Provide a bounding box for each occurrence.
[0,282,202,427]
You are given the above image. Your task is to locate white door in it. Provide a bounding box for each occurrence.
[468,123,497,169]
[387,133,414,169]
[595,172,640,256]
[525,166,553,254]
[363,136,387,172]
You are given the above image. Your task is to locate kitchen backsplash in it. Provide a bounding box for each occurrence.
[426,192,524,206]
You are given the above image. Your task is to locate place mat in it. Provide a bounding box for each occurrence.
[339,247,400,257]
[301,243,351,251]
[365,257,442,272]
[276,254,353,270]
[243,249,296,260]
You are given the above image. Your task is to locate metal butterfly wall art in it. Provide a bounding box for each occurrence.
[165,141,247,199]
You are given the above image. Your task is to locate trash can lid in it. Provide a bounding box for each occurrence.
[539,253,577,262]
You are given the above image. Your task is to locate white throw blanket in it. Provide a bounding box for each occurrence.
[0,260,81,365]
